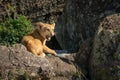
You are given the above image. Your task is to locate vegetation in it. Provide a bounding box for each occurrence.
[0,14,33,45]
[0,3,33,46]
[23,72,32,80]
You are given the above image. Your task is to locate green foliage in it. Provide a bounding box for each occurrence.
[23,72,32,80]
[0,14,33,45]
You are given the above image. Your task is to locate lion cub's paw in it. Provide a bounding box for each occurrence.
[39,53,46,58]
[52,50,57,56]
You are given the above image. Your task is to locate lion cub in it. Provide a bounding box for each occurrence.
[22,22,56,57]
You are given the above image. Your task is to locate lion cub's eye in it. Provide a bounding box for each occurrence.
[46,28,50,31]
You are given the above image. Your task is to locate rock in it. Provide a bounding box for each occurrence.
[0,44,77,80]
[47,54,76,78]
[75,38,93,75]
[0,0,65,23]
[89,14,120,80]
[55,0,113,51]
[0,44,54,80]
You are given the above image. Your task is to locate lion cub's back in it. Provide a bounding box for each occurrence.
[22,35,43,53]
[22,35,34,45]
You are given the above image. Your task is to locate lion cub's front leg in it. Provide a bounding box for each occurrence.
[43,45,56,55]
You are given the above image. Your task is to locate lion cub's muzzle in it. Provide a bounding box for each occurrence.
[46,34,52,41]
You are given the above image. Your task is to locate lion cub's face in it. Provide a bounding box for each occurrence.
[36,22,55,41]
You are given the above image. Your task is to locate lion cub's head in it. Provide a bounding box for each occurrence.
[36,22,55,41]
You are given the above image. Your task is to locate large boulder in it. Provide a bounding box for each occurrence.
[75,38,92,76]
[0,44,77,80]
[73,0,120,79]
[55,0,113,51]
[89,14,120,80]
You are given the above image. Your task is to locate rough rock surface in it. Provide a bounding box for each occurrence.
[0,0,65,23]
[75,38,92,76]
[55,0,113,51]
[0,0,120,80]
[0,44,77,80]
[90,14,120,80]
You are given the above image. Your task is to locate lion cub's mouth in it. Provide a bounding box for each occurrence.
[46,35,51,41]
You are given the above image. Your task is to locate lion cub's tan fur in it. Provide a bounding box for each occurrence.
[22,22,56,57]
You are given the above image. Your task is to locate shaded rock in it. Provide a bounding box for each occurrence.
[75,38,92,76]
[46,53,77,80]
[47,53,76,78]
[0,0,65,23]
[90,14,120,80]
[0,44,77,80]
[55,0,113,51]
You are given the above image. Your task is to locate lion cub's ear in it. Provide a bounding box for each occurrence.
[50,23,55,29]
[51,23,55,27]
[35,22,44,30]
[38,22,44,26]
[36,22,44,27]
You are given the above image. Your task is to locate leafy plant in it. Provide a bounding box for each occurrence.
[23,72,32,80]
[0,14,33,45]
[0,3,33,46]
